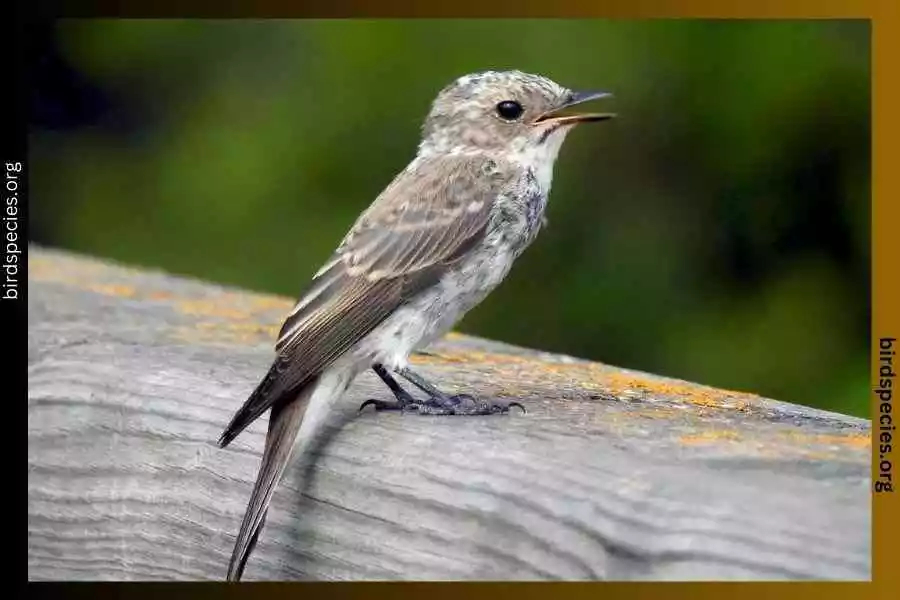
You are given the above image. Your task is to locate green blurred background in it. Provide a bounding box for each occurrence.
[28,19,870,416]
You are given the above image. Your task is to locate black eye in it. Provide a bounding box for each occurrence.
[496,100,524,121]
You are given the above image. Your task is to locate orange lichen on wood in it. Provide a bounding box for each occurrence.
[147,291,175,301]
[679,430,743,445]
[171,321,279,346]
[597,371,758,411]
[29,255,103,280]
[85,284,138,298]
[172,292,291,323]
[671,428,869,459]
[778,430,871,449]
[30,253,292,324]
[410,348,760,413]
[174,299,260,321]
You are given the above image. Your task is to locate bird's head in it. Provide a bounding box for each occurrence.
[418,70,615,160]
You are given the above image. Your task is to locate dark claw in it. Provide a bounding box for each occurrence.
[507,401,526,414]
[358,398,378,412]
[358,398,401,413]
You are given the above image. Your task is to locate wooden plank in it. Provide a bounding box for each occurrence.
[27,247,871,581]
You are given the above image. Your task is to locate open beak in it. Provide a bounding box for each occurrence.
[533,91,616,126]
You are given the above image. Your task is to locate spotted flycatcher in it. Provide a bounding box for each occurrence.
[218,70,614,580]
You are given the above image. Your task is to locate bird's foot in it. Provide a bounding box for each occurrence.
[361,363,525,415]
[427,393,526,415]
[359,393,525,415]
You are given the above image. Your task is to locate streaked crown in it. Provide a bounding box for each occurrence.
[419,70,574,154]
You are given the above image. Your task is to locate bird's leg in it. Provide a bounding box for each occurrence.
[358,364,420,412]
[394,365,525,415]
[359,364,525,415]
[394,366,449,401]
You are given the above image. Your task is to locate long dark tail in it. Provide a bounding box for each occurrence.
[225,378,316,581]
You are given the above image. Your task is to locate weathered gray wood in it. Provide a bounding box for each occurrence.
[27,247,871,581]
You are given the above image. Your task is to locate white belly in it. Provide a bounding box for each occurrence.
[355,241,517,371]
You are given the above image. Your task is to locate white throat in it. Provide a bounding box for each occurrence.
[506,126,572,193]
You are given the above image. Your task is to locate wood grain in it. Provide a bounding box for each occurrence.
[27,247,871,581]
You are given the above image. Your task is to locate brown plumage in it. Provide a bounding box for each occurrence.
[218,155,501,449]
[217,70,613,581]
[218,154,507,580]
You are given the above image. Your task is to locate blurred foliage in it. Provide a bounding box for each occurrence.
[29,20,870,416]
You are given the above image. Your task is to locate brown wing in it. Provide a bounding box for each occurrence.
[218,154,504,447]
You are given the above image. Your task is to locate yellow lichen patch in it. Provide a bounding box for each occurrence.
[205,291,288,311]
[28,254,157,299]
[407,348,760,412]
[172,292,292,323]
[29,258,99,287]
[30,255,99,277]
[86,283,138,298]
[795,449,840,461]
[27,256,56,278]
[679,430,742,445]
[823,433,870,449]
[246,295,293,313]
[171,320,278,346]
[29,251,295,320]
[596,371,759,412]
[779,430,870,450]
[620,406,682,421]
[174,299,254,321]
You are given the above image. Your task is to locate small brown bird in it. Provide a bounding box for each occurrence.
[218,70,614,580]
